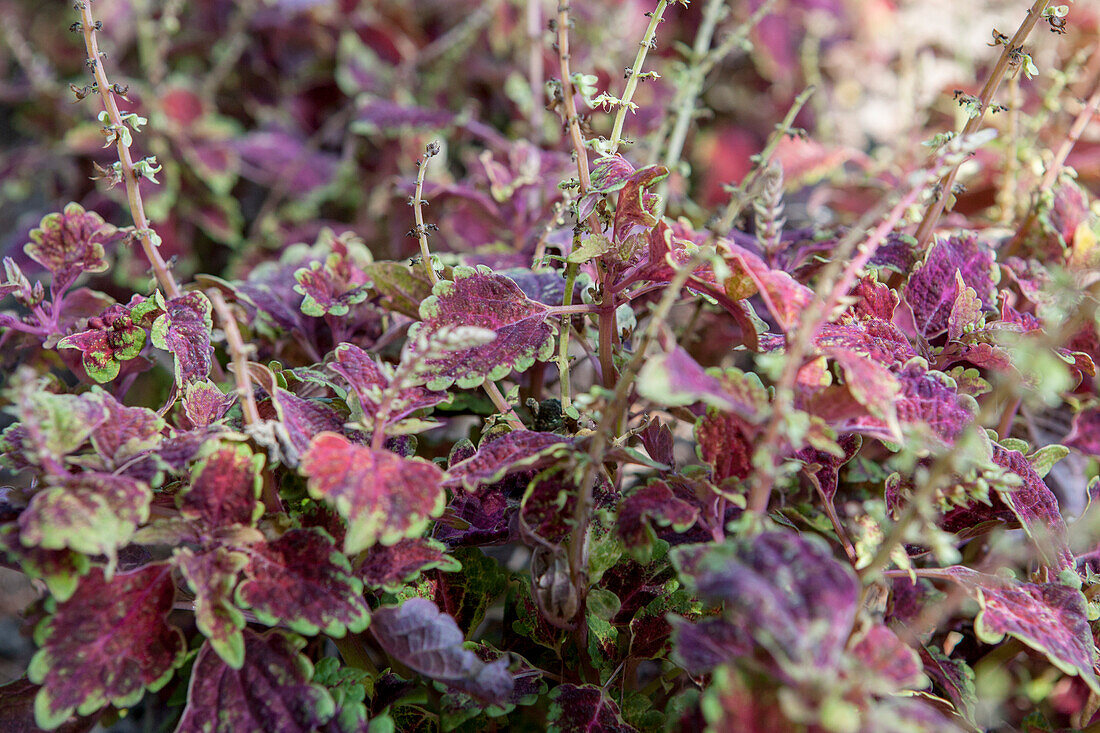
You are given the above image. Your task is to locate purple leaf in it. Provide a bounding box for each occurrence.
[0,524,90,602]
[411,266,556,390]
[23,203,114,294]
[547,683,638,733]
[145,292,214,386]
[617,482,700,549]
[370,598,514,704]
[904,233,997,338]
[353,99,455,134]
[328,343,446,426]
[271,388,350,465]
[637,348,769,418]
[796,434,861,502]
[1066,407,1100,456]
[235,528,371,637]
[293,237,371,317]
[18,473,151,559]
[669,615,750,676]
[88,392,164,468]
[27,565,186,729]
[181,381,236,429]
[815,316,917,369]
[671,531,858,667]
[0,677,98,733]
[848,623,926,691]
[300,432,446,554]
[176,629,335,733]
[443,431,570,492]
[56,305,145,384]
[357,537,461,591]
[695,411,756,484]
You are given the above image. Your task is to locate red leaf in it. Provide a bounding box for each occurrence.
[300,432,445,553]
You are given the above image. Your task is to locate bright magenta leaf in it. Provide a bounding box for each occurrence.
[180,443,264,530]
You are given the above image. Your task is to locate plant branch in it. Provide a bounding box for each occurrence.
[76,0,180,299]
[717,85,814,232]
[607,0,670,154]
[411,142,441,285]
[556,3,592,194]
[654,0,777,214]
[208,289,260,427]
[912,0,1051,250]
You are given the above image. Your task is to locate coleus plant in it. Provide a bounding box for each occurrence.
[1,1,1100,732]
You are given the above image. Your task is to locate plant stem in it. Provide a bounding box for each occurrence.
[566,252,708,618]
[717,85,815,232]
[912,0,1052,251]
[559,262,579,410]
[412,144,440,285]
[654,0,777,214]
[484,381,525,430]
[208,290,260,427]
[1005,62,1100,256]
[556,3,593,194]
[607,1,670,154]
[76,1,180,300]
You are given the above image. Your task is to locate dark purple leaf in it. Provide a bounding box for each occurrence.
[617,482,700,549]
[145,292,214,386]
[357,537,461,591]
[904,233,997,338]
[176,629,334,733]
[300,432,446,553]
[443,431,570,492]
[235,528,371,637]
[27,565,186,729]
[271,388,350,464]
[370,598,514,704]
[671,531,858,667]
[411,266,556,390]
[669,615,750,676]
[547,683,637,733]
[1066,408,1100,456]
[0,678,98,733]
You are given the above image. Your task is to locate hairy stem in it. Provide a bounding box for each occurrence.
[208,290,260,427]
[411,143,441,285]
[559,261,579,410]
[76,1,180,299]
[654,0,777,214]
[607,0,670,154]
[717,85,815,233]
[912,0,1051,250]
[1005,60,1100,256]
[556,3,592,194]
